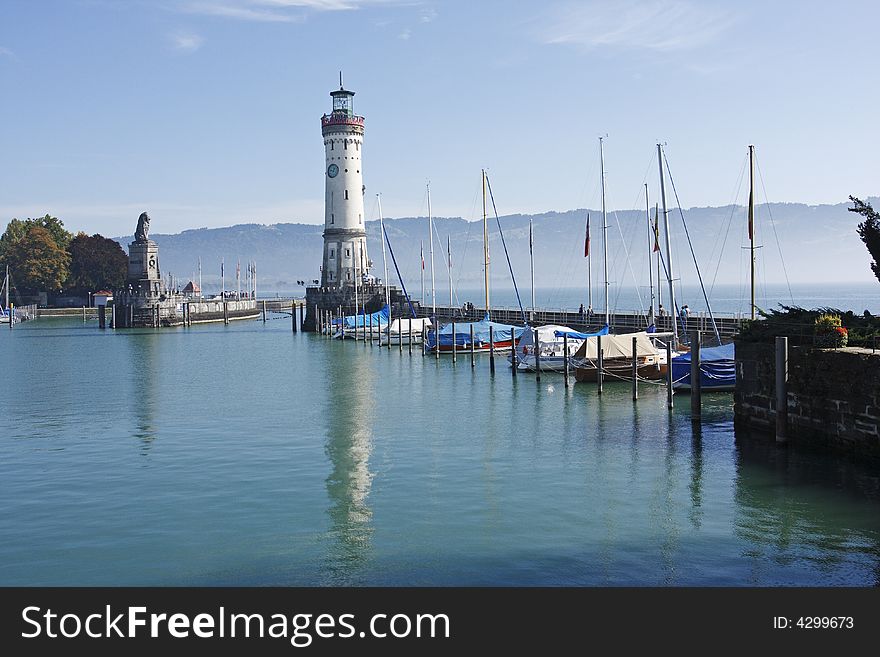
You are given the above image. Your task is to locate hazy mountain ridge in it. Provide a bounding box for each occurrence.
[114,199,879,293]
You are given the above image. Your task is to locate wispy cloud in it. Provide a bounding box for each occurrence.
[170,31,205,52]
[398,27,411,40]
[537,0,735,52]
[420,7,437,23]
[0,46,17,61]
[176,0,402,22]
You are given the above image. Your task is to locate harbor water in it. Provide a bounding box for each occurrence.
[1,316,878,586]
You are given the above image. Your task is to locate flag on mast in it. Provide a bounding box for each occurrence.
[529,220,533,256]
[420,241,425,270]
[584,214,591,257]
[653,205,661,253]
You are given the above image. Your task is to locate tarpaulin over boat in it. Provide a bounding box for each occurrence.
[671,342,735,390]
[571,331,659,360]
[335,304,390,328]
[426,314,526,348]
[387,317,432,334]
[553,325,609,339]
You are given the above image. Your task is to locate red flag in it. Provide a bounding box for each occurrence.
[420,242,425,270]
[584,214,591,257]
[748,188,754,241]
[653,206,661,253]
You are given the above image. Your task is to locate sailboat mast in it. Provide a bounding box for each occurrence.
[587,214,592,310]
[645,183,655,323]
[377,194,390,309]
[482,169,490,314]
[420,240,424,306]
[655,204,662,311]
[447,235,452,311]
[658,143,677,349]
[749,144,756,320]
[600,137,609,327]
[428,183,436,319]
[529,219,535,316]
[5,265,9,310]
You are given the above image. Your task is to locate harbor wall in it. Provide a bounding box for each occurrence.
[734,341,880,459]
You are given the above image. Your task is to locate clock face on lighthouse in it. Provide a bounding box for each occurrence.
[327,164,339,178]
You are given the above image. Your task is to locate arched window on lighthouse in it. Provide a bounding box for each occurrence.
[331,141,334,151]
[344,190,349,200]
[344,140,348,150]
[359,213,362,224]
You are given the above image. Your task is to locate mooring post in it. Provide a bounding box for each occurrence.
[489,326,496,374]
[82,305,86,322]
[9,303,13,329]
[451,320,456,363]
[563,333,570,387]
[597,334,603,395]
[776,336,788,444]
[666,340,674,410]
[421,323,426,357]
[292,302,297,332]
[511,328,517,377]
[223,302,229,325]
[262,300,266,322]
[470,324,475,367]
[398,318,403,352]
[387,309,392,351]
[408,317,413,355]
[690,330,701,420]
[632,335,638,401]
[534,329,541,382]
[434,321,440,360]
[111,302,116,329]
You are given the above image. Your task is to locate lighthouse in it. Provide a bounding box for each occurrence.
[320,74,370,288]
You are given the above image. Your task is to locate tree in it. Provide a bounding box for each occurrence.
[3,226,71,294]
[66,232,128,294]
[0,215,72,263]
[849,196,880,284]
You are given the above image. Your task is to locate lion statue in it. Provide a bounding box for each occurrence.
[135,212,150,242]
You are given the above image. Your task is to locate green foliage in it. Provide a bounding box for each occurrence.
[66,233,128,294]
[0,215,72,263]
[738,304,880,348]
[3,226,71,293]
[849,196,880,284]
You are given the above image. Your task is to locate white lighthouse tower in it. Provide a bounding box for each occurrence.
[320,74,370,288]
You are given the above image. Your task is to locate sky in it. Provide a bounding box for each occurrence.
[1,0,878,237]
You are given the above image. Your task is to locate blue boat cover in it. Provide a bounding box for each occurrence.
[553,325,609,339]
[427,314,526,348]
[671,343,735,389]
[334,304,390,328]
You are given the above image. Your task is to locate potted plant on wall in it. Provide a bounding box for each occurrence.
[814,313,848,348]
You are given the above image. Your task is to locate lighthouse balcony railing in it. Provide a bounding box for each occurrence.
[321,114,365,128]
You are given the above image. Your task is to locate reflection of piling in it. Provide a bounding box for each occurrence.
[470,324,475,367]
[534,329,541,382]
[597,335,603,395]
[563,333,570,387]
[666,340,674,409]
[776,336,788,444]
[690,331,701,420]
[632,336,638,401]
[489,326,496,374]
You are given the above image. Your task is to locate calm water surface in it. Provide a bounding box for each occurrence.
[1,316,878,586]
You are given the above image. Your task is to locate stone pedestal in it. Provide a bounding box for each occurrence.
[128,240,161,295]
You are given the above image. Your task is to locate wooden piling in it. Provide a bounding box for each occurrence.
[451,320,456,363]
[408,317,413,355]
[690,330,701,420]
[666,340,674,410]
[262,300,266,322]
[369,312,373,346]
[82,305,86,322]
[98,305,106,329]
[511,328,516,377]
[563,333,570,387]
[776,336,788,444]
[597,335,603,395]
[470,324,475,367]
[632,336,638,401]
[422,323,426,357]
[398,318,402,351]
[534,329,541,382]
[489,326,495,374]
[223,302,229,325]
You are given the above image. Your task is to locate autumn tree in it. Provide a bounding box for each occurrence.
[66,232,128,294]
[849,196,880,284]
[3,226,71,294]
[0,215,72,262]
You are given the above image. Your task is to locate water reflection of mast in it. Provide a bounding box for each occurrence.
[322,351,375,584]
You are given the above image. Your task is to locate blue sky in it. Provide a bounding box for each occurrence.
[1,0,877,236]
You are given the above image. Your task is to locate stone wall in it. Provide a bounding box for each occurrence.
[734,340,880,459]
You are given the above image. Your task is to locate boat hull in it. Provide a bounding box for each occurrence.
[575,359,666,382]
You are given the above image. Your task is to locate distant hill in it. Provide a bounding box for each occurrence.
[114,199,878,295]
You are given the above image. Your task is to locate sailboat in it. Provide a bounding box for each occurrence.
[669,144,753,392]
[427,170,525,353]
[1,265,13,324]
